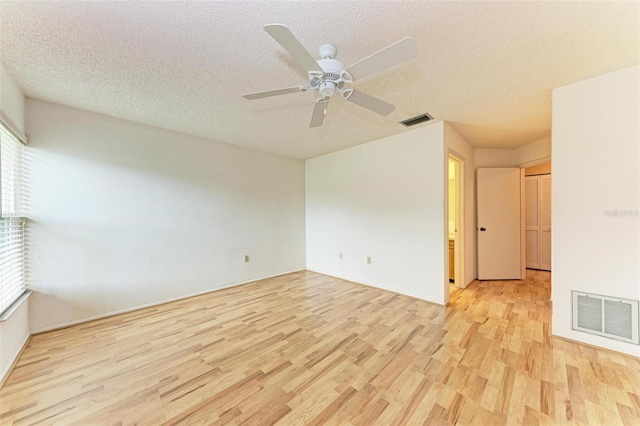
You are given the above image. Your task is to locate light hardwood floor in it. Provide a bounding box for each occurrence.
[1,270,639,425]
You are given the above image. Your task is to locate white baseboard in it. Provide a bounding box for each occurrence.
[0,332,31,387]
[306,268,446,307]
[31,269,306,334]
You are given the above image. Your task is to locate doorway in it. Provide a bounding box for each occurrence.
[524,162,551,271]
[447,154,464,294]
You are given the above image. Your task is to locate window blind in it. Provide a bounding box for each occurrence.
[1,124,26,315]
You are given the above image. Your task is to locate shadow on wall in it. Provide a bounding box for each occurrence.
[25,104,303,190]
[23,100,307,333]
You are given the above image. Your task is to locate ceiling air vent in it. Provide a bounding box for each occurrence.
[400,113,434,127]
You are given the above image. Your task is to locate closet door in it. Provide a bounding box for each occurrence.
[525,177,540,269]
[539,175,552,271]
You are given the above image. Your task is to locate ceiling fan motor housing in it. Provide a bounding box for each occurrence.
[311,58,346,97]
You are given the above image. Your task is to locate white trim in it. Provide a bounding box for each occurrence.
[520,168,526,279]
[517,156,551,168]
[0,290,31,322]
[306,268,446,307]
[0,111,27,144]
[0,332,30,385]
[31,269,305,334]
[550,334,640,360]
[447,150,466,292]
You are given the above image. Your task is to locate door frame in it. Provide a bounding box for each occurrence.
[520,168,526,279]
[446,151,465,302]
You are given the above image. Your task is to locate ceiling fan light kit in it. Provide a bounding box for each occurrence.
[243,24,420,128]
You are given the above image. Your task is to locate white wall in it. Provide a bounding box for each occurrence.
[444,123,476,287]
[474,149,515,169]
[514,136,551,166]
[0,64,30,382]
[26,100,306,332]
[475,137,551,169]
[552,65,639,356]
[1,63,25,132]
[306,123,447,305]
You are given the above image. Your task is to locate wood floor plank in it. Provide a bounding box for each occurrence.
[1,270,639,425]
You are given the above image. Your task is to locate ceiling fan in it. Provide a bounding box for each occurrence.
[243,24,420,127]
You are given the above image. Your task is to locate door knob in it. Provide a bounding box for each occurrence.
[480,227,486,231]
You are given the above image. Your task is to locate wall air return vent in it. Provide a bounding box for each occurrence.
[400,113,433,127]
[572,291,639,344]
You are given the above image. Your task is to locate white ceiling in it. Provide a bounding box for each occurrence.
[1,2,638,159]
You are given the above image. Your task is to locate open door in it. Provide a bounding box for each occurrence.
[448,156,464,288]
[477,168,521,280]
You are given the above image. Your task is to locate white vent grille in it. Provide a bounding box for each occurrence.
[572,291,639,344]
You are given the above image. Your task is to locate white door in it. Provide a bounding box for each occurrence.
[525,177,540,269]
[477,168,521,279]
[524,175,552,271]
[539,175,552,271]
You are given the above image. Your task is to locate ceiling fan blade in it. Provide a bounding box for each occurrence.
[264,24,323,74]
[344,90,395,116]
[243,86,308,100]
[344,37,419,81]
[310,99,328,128]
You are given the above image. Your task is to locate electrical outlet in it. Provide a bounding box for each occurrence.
[339,252,343,260]
[367,256,372,264]
[244,255,250,263]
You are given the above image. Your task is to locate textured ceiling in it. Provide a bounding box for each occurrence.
[1,1,638,159]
